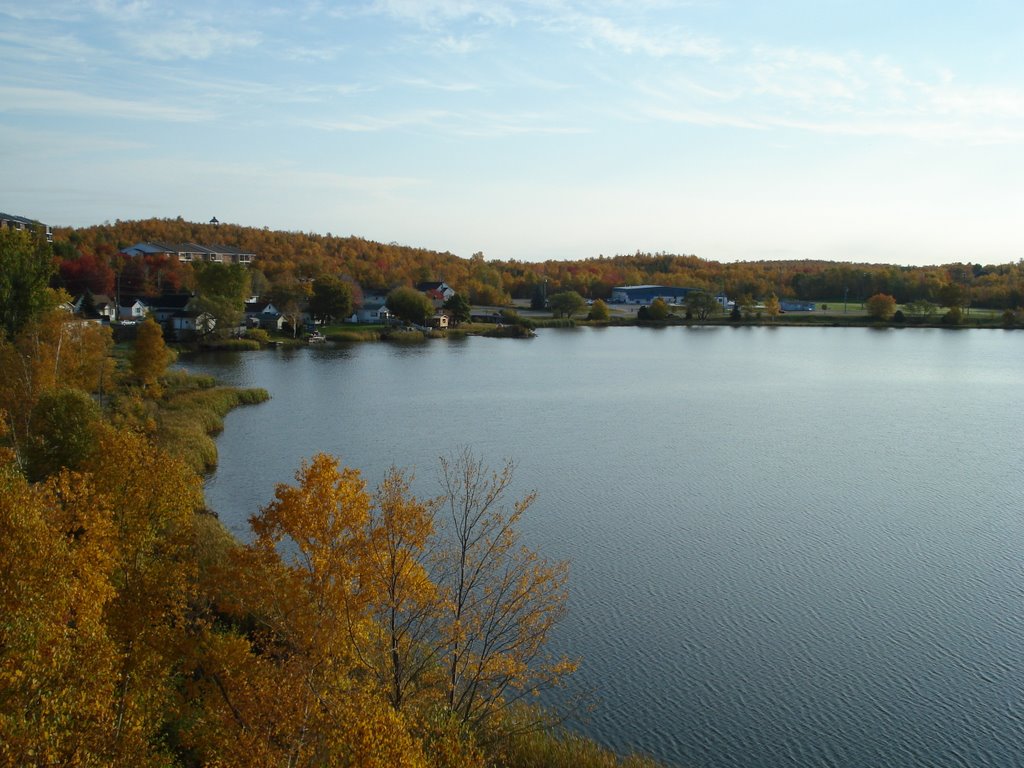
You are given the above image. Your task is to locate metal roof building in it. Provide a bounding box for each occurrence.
[610,285,695,304]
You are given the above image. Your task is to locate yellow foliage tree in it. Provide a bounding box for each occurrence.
[865,292,898,320]
[0,309,113,469]
[358,468,442,712]
[0,464,120,766]
[83,427,203,765]
[131,316,175,397]
[186,454,430,767]
[437,450,577,732]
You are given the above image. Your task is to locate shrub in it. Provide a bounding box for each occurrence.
[588,299,610,322]
[942,306,964,325]
[245,328,270,344]
[865,293,897,321]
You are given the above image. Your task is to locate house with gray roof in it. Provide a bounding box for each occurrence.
[1,212,52,242]
[123,241,255,266]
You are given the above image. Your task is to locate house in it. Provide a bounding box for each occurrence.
[430,313,450,329]
[73,292,118,322]
[349,301,392,324]
[244,300,284,331]
[146,294,194,326]
[0,212,52,242]
[122,241,255,266]
[172,310,215,339]
[417,281,456,306]
[118,298,149,322]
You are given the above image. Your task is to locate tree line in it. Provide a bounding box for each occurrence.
[53,217,1024,312]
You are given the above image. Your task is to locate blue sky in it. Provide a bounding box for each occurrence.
[3,1,1024,265]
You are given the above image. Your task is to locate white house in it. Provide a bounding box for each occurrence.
[119,298,149,322]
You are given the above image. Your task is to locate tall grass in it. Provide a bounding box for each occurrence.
[499,728,667,768]
[155,374,269,473]
[533,318,577,328]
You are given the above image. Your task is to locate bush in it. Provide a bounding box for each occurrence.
[588,299,610,322]
[892,309,905,323]
[942,306,964,325]
[384,328,427,343]
[865,293,897,320]
[483,324,535,338]
[245,328,270,344]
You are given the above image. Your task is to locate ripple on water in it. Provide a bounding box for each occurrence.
[187,329,1024,768]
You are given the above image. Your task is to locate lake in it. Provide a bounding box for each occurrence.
[182,326,1024,768]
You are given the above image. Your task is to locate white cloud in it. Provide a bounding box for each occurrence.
[300,105,585,137]
[0,86,212,121]
[300,109,453,132]
[400,77,482,92]
[631,44,1024,145]
[120,20,261,61]
[0,30,99,65]
[574,14,725,59]
[367,0,518,28]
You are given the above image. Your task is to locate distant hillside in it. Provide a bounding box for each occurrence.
[54,218,1024,309]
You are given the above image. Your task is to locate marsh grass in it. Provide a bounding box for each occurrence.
[154,372,269,473]
[499,729,666,768]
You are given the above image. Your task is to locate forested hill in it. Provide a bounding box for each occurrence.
[56,217,1024,309]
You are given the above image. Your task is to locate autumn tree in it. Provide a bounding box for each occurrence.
[443,292,472,325]
[189,454,428,767]
[686,291,720,324]
[548,290,585,319]
[58,248,116,296]
[308,275,353,324]
[0,461,121,765]
[0,310,114,469]
[0,228,57,338]
[23,388,102,482]
[387,286,434,325]
[194,261,251,338]
[738,293,757,320]
[764,294,781,322]
[865,293,897,320]
[271,278,313,337]
[131,316,174,396]
[356,468,442,712]
[436,450,576,732]
[646,297,669,321]
[587,298,610,322]
[83,428,204,765]
[906,299,938,321]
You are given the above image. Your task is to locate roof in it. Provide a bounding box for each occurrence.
[146,293,193,310]
[0,212,44,227]
[610,284,692,292]
[123,241,256,259]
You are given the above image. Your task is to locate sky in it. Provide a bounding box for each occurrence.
[3,1,1024,266]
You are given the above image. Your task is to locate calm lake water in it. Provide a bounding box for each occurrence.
[182,327,1024,768]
